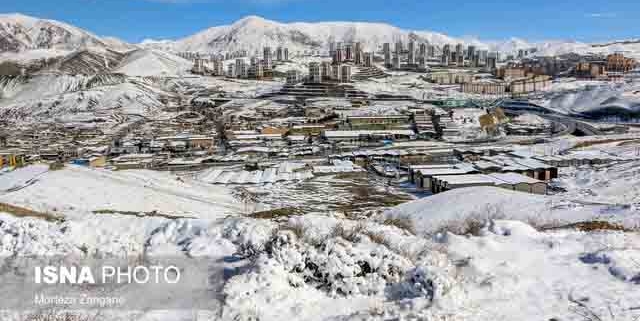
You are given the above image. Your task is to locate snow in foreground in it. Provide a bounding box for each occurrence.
[0,183,638,320]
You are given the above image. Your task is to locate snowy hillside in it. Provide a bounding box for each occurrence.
[165,15,458,54]
[139,15,640,58]
[0,73,171,121]
[114,49,192,77]
[0,13,110,52]
[3,13,640,63]
[544,84,640,117]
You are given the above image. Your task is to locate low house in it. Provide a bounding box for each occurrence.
[322,130,415,144]
[89,155,107,167]
[488,172,547,194]
[473,154,557,181]
[261,126,290,135]
[431,172,546,194]
[346,115,411,130]
[0,150,26,167]
[110,153,155,170]
[454,147,513,162]
[408,164,456,183]
[156,134,215,151]
[72,155,106,168]
[290,125,326,136]
[121,141,140,154]
[415,166,480,191]
[432,174,503,193]
[533,152,634,168]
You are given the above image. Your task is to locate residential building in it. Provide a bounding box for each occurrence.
[395,41,403,55]
[227,63,236,78]
[345,44,353,61]
[364,53,374,67]
[331,64,341,81]
[427,44,435,58]
[408,41,416,65]
[383,43,391,67]
[607,53,636,73]
[461,81,507,95]
[467,45,476,60]
[321,62,332,81]
[340,65,352,83]
[263,47,273,70]
[308,62,323,83]
[333,48,344,64]
[286,70,301,84]
[354,42,363,65]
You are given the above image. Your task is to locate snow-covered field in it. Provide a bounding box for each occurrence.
[0,165,241,219]
[0,190,638,320]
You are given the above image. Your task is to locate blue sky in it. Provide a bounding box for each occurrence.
[2,0,638,43]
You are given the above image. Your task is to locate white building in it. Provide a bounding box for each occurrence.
[408,41,415,65]
[332,64,342,80]
[308,62,323,83]
[227,64,236,78]
[321,62,332,81]
[364,53,374,67]
[263,47,273,70]
[286,70,301,84]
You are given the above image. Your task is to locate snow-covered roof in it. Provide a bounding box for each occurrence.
[323,130,415,138]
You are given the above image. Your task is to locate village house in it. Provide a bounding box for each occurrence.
[0,149,27,167]
[322,130,416,144]
[346,115,411,130]
[431,172,547,195]
[289,125,327,136]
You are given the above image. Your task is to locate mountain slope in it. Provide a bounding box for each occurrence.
[146,16,640,59]
[114,49,192,77]
[0,13,110,52]
[169,16,459,54]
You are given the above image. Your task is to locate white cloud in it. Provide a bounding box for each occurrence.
[584,12,617,18]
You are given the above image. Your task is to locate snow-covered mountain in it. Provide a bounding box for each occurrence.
[161,15,461,54]
[3,13,640,67]
[141,15,640,58]
[0,13,114,52]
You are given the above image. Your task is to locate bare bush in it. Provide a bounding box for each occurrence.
[361,229,391,248]
[381,217,415,234]
[330,223,365,243]
[437,203,506,236]
[280,221,308,241]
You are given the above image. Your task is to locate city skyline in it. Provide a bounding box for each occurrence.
[1,0,638,43]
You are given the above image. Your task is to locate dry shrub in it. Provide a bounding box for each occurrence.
[441,215,487,236]
[542,220,628,232]
[0,202,63,222]
[280,221,308,240]
[361,229,391,248]
[438,203,506,236]
[381,217,415,234]
[330,223,365,243]
[249,207,302,220]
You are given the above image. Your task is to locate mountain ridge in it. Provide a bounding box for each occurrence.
[2,13,640,60]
